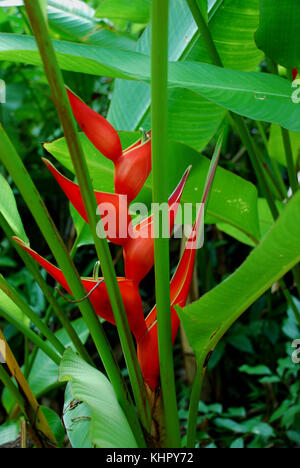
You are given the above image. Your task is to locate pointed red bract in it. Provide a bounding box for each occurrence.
[114,139,152,202]
[123,167,191,284]
[137,205,204,389]
[43,159,132,246]
[67,89,123,162]
[13,238,147,342]
[292,68,298,80]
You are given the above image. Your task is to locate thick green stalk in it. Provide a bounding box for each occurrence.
[281,127,299,194]
[0,307,61,365]
[151,0,181,448]
[0,126,145,447]
[23,0,150,436]
[0,212,92,366]
[0,274,65,356]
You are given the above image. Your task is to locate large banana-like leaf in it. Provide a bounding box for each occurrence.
[95,0,151,24]
[255,0,300,69]
[44,133,261,243]
[179,190,300,366]
[0,0,98,40]
[59,348,138,449]
[0,34,298,132]
[109,0,263,151]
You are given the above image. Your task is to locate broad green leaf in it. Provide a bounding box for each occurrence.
[180,191,300,367]
[59,348,138,448]
[86,29,136,51]
[41,406,65,448]
[215,198,284,247]
[0,289,30,328]
[255,0,300,69]
[268,124,300,167]
[96,0,151,24]
[0,0,98,41]
[63,383,93,448]
[0,34,299,133]
[109,0,263,151]
[0,421,20,445]
[44,133,260,243]
[0,173,28,242]
[2,318,89,413]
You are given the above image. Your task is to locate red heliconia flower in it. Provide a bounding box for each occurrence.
[292,68,298,81]
[43,159,131,246]
[67,89,152,202]
[123,167,192,284]
[137,135,222,389]
[13,238,148,343]
[137,205,204,389]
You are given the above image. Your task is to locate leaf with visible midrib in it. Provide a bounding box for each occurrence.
[179,191,300,366]
[0,34,299,133]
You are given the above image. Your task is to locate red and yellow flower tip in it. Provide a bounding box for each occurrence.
[114,137,152,202]
[13,238,147,343]
[66,88,123,162]
[137,204,204,389]
[43,159,132,247]
[123,167,192,284]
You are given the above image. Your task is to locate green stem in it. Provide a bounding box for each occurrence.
[151,0,181,448]
[0,307,61,365]
[279,279,300,327]
[23,0,150,437]
[186,356,205,448]
[0,365,26,414]
[256,121,287,199]
[281,127,299,194]
[0,212,92,366]
[0,126,144,448]
[0,274,65,356]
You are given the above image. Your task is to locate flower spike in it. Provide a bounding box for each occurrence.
[13,238,147,342]
[67,88,123,162]
[137,135,223,389]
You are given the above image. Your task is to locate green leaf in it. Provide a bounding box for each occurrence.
[0,34,298,133]
[0,173,28,242]
[96,0,151,24]
[59,348,138,448]
[63,383,93,448]
[109,0,263,152]
[179,190,300,367]
[215,198,284,247]
[268,124,300,167]
[0,289,30,328]
[255,0,300,69]
[44,133,260,244]
[41,406,65,448]
[239,364,272,376]
[46,0,97,40]
[0,421,20,446]
[2,318,89,413]
[230,438,244,449]
[0,0,98,40]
